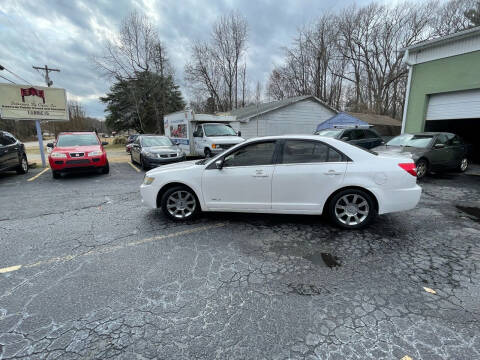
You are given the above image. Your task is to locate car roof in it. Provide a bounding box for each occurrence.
[58,132,96,135]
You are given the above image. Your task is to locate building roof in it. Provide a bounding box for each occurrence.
[402,26,480,54]
[316,112,369,132]
[228,95,338,122]
[349,112,402,127]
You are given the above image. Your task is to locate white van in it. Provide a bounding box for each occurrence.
[164,109,245,157]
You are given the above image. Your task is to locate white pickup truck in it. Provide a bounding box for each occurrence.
[164,110,245,157]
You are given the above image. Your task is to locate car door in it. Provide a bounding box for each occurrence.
[1,133,19,168]
[131,137,141,162]
[193,125,204,155]
[446,134,466,168]
[0,133,9,171]
[429,134,453,170]
[202,140,277,210]
[271,139,347,212]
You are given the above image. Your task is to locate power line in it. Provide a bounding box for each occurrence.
[0,65,33,85]
[0,73,16,84]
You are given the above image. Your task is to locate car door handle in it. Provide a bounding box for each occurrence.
[252,170,269,178]
[324,170,343,175]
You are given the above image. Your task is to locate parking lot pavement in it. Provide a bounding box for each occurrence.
[0,164,479,359]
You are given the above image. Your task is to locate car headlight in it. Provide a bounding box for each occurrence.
[88,151,103,156]
[143,176,155,185]
[143,151,154,158]
[51,152,67,158]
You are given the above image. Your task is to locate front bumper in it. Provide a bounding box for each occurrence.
[49,155,108,171]
[140,183,158,209]
[143,155,186,167]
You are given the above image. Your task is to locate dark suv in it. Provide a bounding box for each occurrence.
[0,131,28,174]
[315,127,384,149]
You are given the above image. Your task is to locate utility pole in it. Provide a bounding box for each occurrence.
[32,65,61,167]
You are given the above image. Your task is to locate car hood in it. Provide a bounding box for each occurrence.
[146,160,200,176]
[53,145,102,153]
[205,136,244,144]
[372,145,427,159]
[143,146,178,154]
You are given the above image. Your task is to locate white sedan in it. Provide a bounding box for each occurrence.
[140,135,421,229]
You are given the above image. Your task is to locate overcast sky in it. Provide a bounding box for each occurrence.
[0,0,389,119]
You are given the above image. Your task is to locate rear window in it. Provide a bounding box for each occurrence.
[57,134,99,147]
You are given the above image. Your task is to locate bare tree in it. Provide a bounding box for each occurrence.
[185,11,248,112]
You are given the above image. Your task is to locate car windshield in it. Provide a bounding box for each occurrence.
[142,136,173,147]
[203,124,237,137]
[316,130,343,137]
[386,134,434,148]
[56,134,99,147]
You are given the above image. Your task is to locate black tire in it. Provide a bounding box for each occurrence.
[160,186,200,221]
[327,189,376,230]
[416,159,428,179]
[16,155,28,174]
[204,148,212,158]
[457,157,469,173]
[140,155,149,171]
[52,170,60,179]
[102,161,110,174]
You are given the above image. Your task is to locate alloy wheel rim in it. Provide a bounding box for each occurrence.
[335,194,369,226]
[460,158,468,171]
[417,162,426,177]
[22,158,28,171]
[166,190,196,218]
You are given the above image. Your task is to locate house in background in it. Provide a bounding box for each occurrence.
[401,26,480,162]
[228,95,337,139]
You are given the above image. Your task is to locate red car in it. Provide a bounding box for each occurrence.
[47,132,109,179]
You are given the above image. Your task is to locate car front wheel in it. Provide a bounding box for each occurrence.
[16,155,28,174]
[161,186,199,221]
[328,189,376,229]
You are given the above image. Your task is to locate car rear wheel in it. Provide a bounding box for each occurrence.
[161,186,199,221]
[416,159,428,179]
[204,148,212,158]
[457,157,468,172]
[328,189,376,229]
[16,155,28,174]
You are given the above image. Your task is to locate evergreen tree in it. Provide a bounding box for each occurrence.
[100,71,184,134]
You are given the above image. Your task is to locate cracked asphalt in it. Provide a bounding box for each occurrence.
[0,164,479,359]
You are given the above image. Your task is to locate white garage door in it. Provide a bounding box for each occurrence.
[426,89,480,120]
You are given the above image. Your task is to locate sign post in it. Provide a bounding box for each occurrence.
[0,83,69,168]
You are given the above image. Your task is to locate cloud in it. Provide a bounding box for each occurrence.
[0,0,373,120]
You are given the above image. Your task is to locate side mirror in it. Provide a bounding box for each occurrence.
[46,142,54,148]
[237,131,242,137]
[215,159,223,170]
[102,141,108,146]
[434,143,445,149]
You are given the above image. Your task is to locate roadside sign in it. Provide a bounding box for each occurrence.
[0,83,68,121]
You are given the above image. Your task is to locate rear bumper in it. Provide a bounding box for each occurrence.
[49,156,107,171]
[377,185,422,214]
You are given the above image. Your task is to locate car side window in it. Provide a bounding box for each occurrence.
[0,134,7,146]
[281,140,345,164]
[435,134,448,146]
[341,130,351,141]
[223,141,276,167]
[363,130,379,139]
[350,129,365,140]
[195,125,204,137]
[2,134,16,145]
[451,135,462,146]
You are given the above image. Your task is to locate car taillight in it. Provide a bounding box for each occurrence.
[398,163,417,177]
